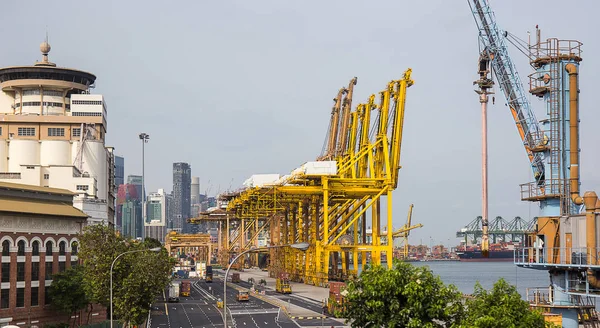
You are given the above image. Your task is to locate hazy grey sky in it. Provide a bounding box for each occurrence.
[2,0,599,245]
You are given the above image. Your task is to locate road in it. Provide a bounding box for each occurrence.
[149,278,301,328]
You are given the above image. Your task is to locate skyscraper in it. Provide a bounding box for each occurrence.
[114,156,124,227]
[172,162,191,232]
[144,189,168,243]
[115,156,125,188]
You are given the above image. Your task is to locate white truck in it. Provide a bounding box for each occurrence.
[168,282,180,302]
[197,262,207,280]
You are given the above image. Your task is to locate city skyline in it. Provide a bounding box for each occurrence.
[3,0,600,245]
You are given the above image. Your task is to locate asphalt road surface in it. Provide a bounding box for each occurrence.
[149,278,300,328]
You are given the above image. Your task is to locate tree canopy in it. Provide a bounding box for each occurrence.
[341,260,465,327]
[48,265,89,327]
[77,224,173,326]
[460,278,547,328]
[341,260,555,328]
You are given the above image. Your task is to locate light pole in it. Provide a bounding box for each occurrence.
[139,133,149,236]
[222,242,309,325]
[110,247,161,328]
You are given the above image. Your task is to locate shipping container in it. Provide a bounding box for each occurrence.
[232,273,241,283]
[180,281,191,297]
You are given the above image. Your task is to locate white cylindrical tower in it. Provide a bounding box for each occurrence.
[82,140,107,199]
[8,140,39,171]
[191,176,200,204]
[40,140,70,166]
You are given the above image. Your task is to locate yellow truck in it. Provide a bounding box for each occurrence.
[236,290,249,302]
[275,278,292,294]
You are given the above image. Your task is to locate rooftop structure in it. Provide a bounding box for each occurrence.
[0,40,114,225]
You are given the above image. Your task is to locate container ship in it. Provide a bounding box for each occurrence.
[455,242,517,262]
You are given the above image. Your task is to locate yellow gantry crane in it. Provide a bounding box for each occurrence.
[190,69,414,286]
[392,204,423,259]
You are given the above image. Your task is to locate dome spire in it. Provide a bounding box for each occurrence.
[36,31,56,67]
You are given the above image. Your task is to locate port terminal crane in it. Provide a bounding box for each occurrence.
[190,70,414,286]
[392,204,423,259]
[469,0,599,326]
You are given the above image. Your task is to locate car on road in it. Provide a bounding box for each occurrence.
[236,290,249,302]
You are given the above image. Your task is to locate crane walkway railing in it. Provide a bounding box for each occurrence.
[515,247,600,268]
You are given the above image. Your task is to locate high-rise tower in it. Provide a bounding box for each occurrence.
[172,162,191,232]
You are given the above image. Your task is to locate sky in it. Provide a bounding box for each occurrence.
[1,0,599,246]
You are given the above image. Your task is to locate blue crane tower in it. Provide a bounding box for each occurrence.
[468,1,598,327]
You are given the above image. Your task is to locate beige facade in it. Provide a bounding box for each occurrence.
[0,42,114,225]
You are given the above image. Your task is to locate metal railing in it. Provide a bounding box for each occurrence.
[515,247,600,267]
[520,178,564,201]
[525,287,553,305]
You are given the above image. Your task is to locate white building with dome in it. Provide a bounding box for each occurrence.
[0,41,115,225]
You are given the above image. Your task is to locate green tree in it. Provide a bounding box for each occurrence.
[78,224,174,326]
[78,224,128,309]
[48,265,89,328]
[113,242,173,325]
[143,237,163,249]
[461,278,548,328]
[341,260,465,328]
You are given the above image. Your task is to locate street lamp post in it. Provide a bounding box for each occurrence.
[139,133,149,234]
[110,247,161,328]
[222,242,309,325]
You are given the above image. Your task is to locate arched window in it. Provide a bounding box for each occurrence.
[17,240,25,256]
[59,241,66,256]
[71,242,78,256]
[32,241,40,256]
[1,240,9,256]
[45,241,53,255]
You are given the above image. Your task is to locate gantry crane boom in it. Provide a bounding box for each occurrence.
[467,0,546,185]
[392,204,423,259]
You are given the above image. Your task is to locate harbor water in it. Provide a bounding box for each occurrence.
[413,261,549,297]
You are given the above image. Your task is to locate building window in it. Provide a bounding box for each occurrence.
[45,286,51,306]
[17,127,35,136]
[76,185,89,191]
[45,262,53,280]
[32,241,40,256]
[32,262,39,281]
[72,112,102,116]
[72,100,102,105]
[46,241,53,255]
[0,290,8,309]
[17,262,25,281]
[1,263,9,282]
[71,242,78,255]
[59,241,66,255]
[31,287,39,306]
[58,262,66,273]
[16,288,24,308]
[17,240,25,256]
[0,127,2,135]
[48,128,65,137]
[44,173,49,180]
[1,240,9,256]
[71,261,78,267]
[72,128,81,137]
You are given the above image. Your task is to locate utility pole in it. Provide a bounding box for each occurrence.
[474,51,494,257]
[139,133,150,238]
